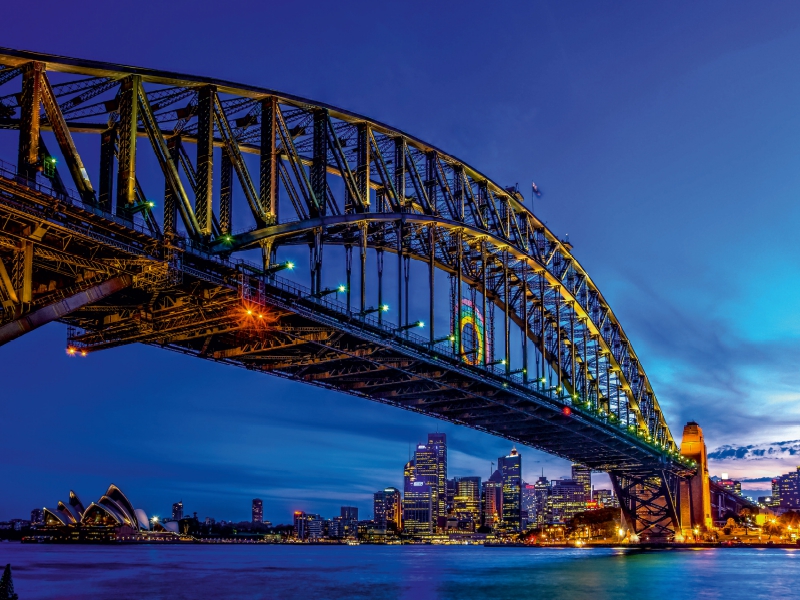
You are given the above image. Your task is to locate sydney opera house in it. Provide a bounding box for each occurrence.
[38,484,184,542]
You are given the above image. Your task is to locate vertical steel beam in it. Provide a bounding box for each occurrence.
[219,148,233,235]
[98,127,117,212]
[116,75,140,218]
[425,152,437,213]
[17,62,43,182]
[356,123,370,211]
[555,289,562,392]
[164,137,179,236]
[456,231,463,357]
[259,97,278,224]
[377,249,384,324]
[503,250,510,375]
[345,245,352,312]
[18,241,33,304]
[522,260,528,383]
[397,222,403,329]
[429,226,435,344]
[359,223,367,313]
[481,241,488,367]
[195,86,215,237]
[312,109,328,217]
[394,137,406,211]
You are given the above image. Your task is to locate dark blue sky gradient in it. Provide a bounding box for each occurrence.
[2,1,800,521]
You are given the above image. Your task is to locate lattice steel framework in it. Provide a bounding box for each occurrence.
[0,48,696,537]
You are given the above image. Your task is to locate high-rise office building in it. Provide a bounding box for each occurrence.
[252,498,263,524]
[776,467,800,509]
[446,477,457,514]
[498,447,522,531]
[571,464,592,503]
[549,479,585,523]
[427,433,448,519]
[521,483,537,528]
[415,442,443,523]
[172,501,183,521]
[30,508,44,525]
[293,511,307,539]
[340,506,359,521]
[482,470,503,528]
[374,487,402,531]
[454,476,482,522]
[403,453,436,534]
[533,476,551,526]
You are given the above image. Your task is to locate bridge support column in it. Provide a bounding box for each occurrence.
[611,470,681,542]
[678,421,712,535]
[17,62,43,182]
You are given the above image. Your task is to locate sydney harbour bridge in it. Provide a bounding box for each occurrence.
[0,48,719,539]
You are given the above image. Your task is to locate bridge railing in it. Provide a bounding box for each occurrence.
[0,158,155,238]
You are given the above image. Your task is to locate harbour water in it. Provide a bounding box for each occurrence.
[1,543,797,599]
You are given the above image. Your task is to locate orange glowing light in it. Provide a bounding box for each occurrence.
[66,347,77,356]
[246,309,253,315]
[562,406,572,416]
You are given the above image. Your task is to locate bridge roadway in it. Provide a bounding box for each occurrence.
[0,48,697,538]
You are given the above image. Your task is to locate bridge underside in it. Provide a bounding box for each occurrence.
[0,175,691,537]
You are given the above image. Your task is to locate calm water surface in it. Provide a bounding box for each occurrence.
[0,543,797,599]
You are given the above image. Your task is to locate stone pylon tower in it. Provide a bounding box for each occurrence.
[679,422,712,533]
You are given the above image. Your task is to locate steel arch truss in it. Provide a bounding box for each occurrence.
[0,50,688,537]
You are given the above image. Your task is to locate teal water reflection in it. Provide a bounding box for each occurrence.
[0,544,797,599]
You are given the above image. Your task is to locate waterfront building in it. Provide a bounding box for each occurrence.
[252,499,263,524]
[340,506,358,521]
[414,443,443,523]
[521,483,536,528]
[328,516,345,538]
[403,454,436,534]
[482,470,503,528]
[717,477,742,497]
[549,479,585,523]
[446,477,457,514]
[775,467,800,509]
[498,447,522,531]
[30,508,43,525]
[571,464,592,503]
[39,484,180,541]
[454,477,481,523]
[427,433,448,519]
[171,501,183,521]
[374,487,402,531]
[307,515,324,539]
[293,511,306,539]
[592,489,619,508]
[532,476,551,527]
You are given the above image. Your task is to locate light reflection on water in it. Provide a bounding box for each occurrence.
[0,544,797,599]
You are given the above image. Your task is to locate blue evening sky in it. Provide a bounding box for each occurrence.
[2,1,800,521]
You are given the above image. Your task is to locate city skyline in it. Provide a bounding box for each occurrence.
[2,0,800,523]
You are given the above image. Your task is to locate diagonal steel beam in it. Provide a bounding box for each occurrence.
[0,275,132,346]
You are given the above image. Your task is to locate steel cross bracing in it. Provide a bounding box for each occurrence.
[0,49,693,537]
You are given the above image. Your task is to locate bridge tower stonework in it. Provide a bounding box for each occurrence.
[679,422,712,534]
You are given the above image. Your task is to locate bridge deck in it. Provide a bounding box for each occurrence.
[0,170,686,474]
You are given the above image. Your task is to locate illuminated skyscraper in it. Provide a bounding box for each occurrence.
[454,476,481,522]
[252,498,263,524]
[482,470,503,528]
[571,464,591,503]
[427,433,448,519]
[549,479,585,523]
[403,451,436,534]
[340,506,358,521]
[533,476,551,526]
[171,501,183,521]
[374,487,402,531]
[498,447,522,531]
